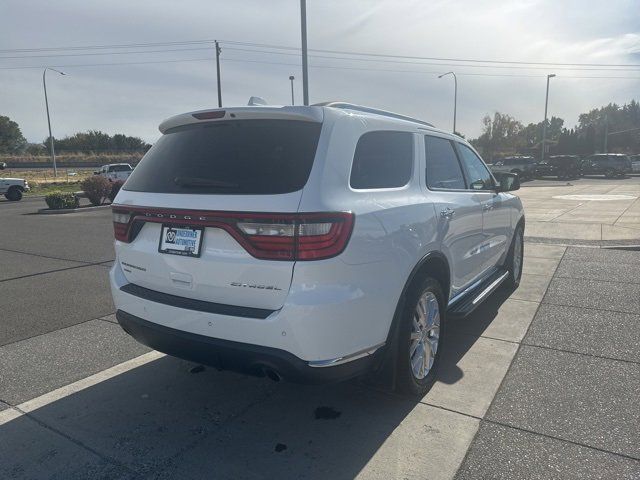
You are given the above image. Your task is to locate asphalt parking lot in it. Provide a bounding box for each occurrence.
[1,184,639,479]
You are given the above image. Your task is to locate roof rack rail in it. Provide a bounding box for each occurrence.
[313,101,434,128]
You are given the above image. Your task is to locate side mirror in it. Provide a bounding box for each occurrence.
[494,172,520,192]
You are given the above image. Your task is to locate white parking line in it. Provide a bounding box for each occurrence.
[0,351,164,426]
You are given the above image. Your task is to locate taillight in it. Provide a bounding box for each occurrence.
[110,206,354,261]
[296,215,353,260]
[236,213,354,260]
[112,210,131,242]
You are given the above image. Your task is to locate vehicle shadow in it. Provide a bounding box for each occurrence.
[1,355,425,479]
[0,291,514,479]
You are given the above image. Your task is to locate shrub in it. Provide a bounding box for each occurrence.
[108,179,125,202]
[81,175,111,205]
[45,191,79,210]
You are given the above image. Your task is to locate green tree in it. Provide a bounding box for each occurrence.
[471,112,523,161]
[471,100,640,157]
[0,115,27,153]
[44,130,151,152]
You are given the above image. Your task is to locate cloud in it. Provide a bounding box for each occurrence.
[0,0,638,143]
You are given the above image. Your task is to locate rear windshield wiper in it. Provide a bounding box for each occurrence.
[174,177,239,188]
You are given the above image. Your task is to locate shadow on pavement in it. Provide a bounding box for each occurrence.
[1,355,422,479]
[0,292,513,479]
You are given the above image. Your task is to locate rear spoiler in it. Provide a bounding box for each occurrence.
[159,106,324,134]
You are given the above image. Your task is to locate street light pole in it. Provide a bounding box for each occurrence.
[43,67,65,178]
[603,113,609,153]
[215,40,222,107]
[541,73,556,162]
[289,75,295,105]
[300,0,309,106]
[438,71,457,134]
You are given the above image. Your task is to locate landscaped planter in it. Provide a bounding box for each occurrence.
[37,204,111,214]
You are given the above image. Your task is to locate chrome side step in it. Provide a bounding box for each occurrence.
[448,270,510,319]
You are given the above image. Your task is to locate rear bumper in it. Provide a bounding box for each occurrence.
[116,309,378,384]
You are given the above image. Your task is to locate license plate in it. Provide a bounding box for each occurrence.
[158,225,204,257]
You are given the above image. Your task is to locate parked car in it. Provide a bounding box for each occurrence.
[536,155,581,179]
[630,154,640,173]
[581,154,632,178]
[96,163,133,182]
[109,103,524,396]
[489,156,537,179]
[0,177,30,201]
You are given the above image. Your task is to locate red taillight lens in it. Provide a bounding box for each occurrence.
[112,210,131,242]
[110,206,354,261]
[236,222,296,260]
[296,214,354,260]
[236,213,354,260]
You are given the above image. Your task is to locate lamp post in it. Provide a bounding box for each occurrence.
[300,0,309,105]
[438,71,457,134]
[43,67,65,178]
[289,75,295,105]
[215,40,222,107]
[541,73,556,162]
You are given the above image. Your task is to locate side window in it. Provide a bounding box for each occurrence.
[457,144,494,190]
[350,131,413,189]
[424,136,466,190]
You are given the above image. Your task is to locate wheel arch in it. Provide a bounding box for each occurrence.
[384,251,451,347]
[374,250,451,384]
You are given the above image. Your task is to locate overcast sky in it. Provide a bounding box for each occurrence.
[1,0,638,144]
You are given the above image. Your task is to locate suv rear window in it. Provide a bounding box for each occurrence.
[350,131,413,189]
[124,120,322,195]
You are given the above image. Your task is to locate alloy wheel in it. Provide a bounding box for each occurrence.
[513,229,523,280]
[409,291,440,380]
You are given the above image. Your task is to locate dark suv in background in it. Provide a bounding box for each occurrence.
[536,155,581,179]
[581,154,632,178]
[489,156,537,180]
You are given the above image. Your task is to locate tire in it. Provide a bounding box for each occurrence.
[5,186,22,201]
[503,223,524,289]
[396,277,445,396]
[604,169,615,178]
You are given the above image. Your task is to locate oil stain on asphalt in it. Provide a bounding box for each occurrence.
[314,406,341,420]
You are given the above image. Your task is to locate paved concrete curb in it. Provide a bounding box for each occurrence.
[37,204,110,215]
[525,235,640,249]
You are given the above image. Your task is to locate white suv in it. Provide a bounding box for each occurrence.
[110,103,524,395]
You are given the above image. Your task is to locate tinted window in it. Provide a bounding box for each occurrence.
[350,131,413,189]
[425,136,466,190]
[109,164,132,172]
[124,120,322,194]
[457,144,494,190]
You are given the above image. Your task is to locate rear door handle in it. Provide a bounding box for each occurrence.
[440,208,455,219]
[483,204,495,211]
